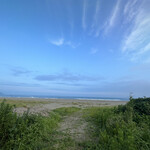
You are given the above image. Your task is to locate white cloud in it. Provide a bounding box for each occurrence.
[82,0,87,30]
[108,0,120,27]
[137,43,150,55]
[93,0,100,27]
[104,0,121,34]
[123,0,138,23]
[122,0,150,62]
[91,0,101,37]
[50,38,64,46]
[50,38,79,49]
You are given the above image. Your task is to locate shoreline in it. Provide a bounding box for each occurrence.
[0,96,128,102]
[0,97,128,115]
[0,97,128,105]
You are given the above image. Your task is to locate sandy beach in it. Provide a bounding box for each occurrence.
[0,97,128,115]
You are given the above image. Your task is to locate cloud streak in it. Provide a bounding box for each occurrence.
[82,0,87,30]
[123,0,138,23]
[50,38,64,46]
[91,0,101,37]
[104,0,121,34]
[35,72,104,82]
[49,38,79,48]
[65,41,80,49]
[122,0,150,62]
[11,67,32,76]
[0,81,41,87]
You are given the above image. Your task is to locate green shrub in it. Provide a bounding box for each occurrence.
[128,97,150,115]
[83,98,150,150]
[0,101,61,149]
[0,101,80,149]
[0,101,45,149]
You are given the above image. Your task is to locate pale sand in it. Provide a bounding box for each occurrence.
[0,97,128,115]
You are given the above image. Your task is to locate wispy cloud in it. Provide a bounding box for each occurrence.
[49,38,79,48]
[11,67,32,76]
[91,0,101,37]
[90,48,99,54]
[104,0,121,34]
[122,0,150,62]
[65,41,80,49]
[123,0,138,23]
[50,38,64,46]
[55,82,87,87]
[82,0,87,30]
[93,0,100,27]
[35,71,104,82]
[66,1,74,37]
[0,81,41,87]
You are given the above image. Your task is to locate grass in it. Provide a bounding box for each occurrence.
[0,98,150,149]
[53,107,80,116]
[81,98,150,150]
[0,98,52,107]
[0,100,80,150]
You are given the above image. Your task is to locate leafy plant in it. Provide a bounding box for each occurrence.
[83,98,150,150]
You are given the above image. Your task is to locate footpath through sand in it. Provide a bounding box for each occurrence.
[51,110,92,149]
[58,110,89,143]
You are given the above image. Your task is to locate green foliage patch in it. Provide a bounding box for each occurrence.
[0,98,52,108]
[0,100,79,150]
[1,98,150,150]
[83,98,150,150]
[53,107,80,116]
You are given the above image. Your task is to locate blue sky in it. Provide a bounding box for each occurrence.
[0,0,150,98]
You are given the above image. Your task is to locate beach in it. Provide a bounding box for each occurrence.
[0,97,127,115]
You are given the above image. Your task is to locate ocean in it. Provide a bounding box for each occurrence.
[0,95,129,101]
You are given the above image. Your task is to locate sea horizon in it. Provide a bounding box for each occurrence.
[0,94,129,101]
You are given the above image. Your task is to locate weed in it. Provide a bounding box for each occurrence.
[83,98,150,150]
[0,101,80,149]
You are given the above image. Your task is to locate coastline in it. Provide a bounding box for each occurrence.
[0,96,128,116]
[0,97,128,105]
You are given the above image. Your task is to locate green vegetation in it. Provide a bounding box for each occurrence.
[0,98,150,149]
[53,107,80,116]
[0,98,52,107]
[82,97,150,150]
[0,100,80,150]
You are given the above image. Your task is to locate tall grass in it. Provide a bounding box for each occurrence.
[83,98,150,150]
[0,98,52,107]
[0,101,44,149]
[0,100,80,150]
[1,98,150,149]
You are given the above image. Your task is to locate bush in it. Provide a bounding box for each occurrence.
[0,100,62,149]
[0,101,80,149]
[0,100,45,149]
[128,97,150,115]
[83,98,150,150]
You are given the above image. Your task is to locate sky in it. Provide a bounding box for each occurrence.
[0,0,150,98]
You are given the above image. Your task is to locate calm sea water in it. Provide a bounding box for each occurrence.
[0,95,129,101]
